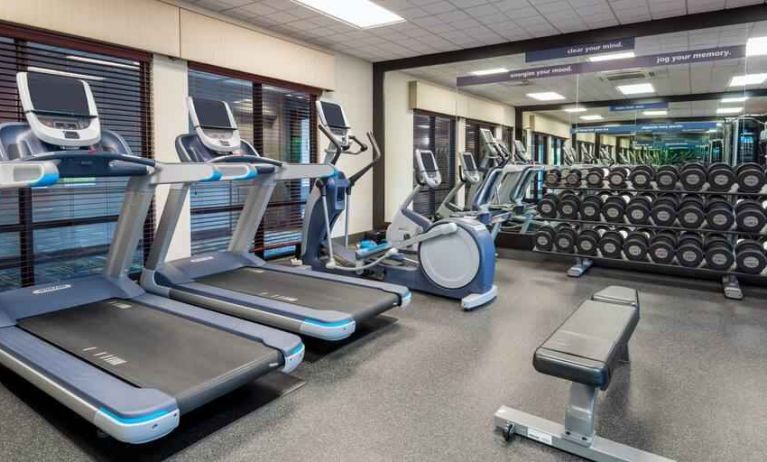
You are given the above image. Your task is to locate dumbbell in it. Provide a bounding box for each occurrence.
[707,163,736,191]
[545,168,562,187]
[554,224,578,253]
[651,195,678,226]
[563,169,583,187]
[677,194,706,229]
[736,163,766,193]
[607,167,630,189]
[534,225,556,251]
[576,228,602,256]
[626,194,654,224]
[649,230,677,264]
[537,193,559,218]
[675,232,705,268]
[705,198,735,231]
[735,239,767,274]
[655,165,679,190]
[704,234,735,271]
[557,191,581,219]
[602,194,630,223]
[598,228,628,259]
[579,194,604,221]
[585,167,608,187]
[628,165,655,189]
[623,229,652,262]
[680,163,707,191]
[735,199,767,233]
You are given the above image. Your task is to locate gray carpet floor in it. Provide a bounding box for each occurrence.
[1,250,766,461]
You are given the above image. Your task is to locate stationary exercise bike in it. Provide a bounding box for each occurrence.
[300,100,498,310]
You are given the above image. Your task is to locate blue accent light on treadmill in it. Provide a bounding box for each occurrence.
[303,318,354,328]
[99,407,172,424]
[31,172,59,187]
[286,343,305,357]
[202,169,223,182]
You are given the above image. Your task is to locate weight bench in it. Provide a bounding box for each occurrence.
[495,286,674,462]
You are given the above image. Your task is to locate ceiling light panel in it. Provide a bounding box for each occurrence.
[292,0,404,29]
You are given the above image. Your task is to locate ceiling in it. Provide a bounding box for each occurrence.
[404,22,767,106]
[536,96,767,123]
[182,0,767,62]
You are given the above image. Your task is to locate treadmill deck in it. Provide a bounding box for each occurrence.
[197,267,400,321]
[19,299,281,403]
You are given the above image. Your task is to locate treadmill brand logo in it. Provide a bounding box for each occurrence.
[191,256,214,263]
[32,284,72,295]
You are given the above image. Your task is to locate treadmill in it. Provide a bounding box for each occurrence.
[141,97,410,341]
[0,72,305,444]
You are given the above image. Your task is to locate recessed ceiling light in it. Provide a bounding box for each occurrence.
[470,68,508,76]
[643,110,667,116]
[588,51,636,62]
[746,36,767,57]
[617,83,655,95]
[526,92,566,101]
[580,114,604,121]
[729,74,767,87]
[292,0,405,29]
[563,107,587,113]
[721,96,749,103]
[717,107,743,114]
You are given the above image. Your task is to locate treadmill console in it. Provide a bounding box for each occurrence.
[17,72,100,147]
[187,97,241,153]
[513,140,529,161]
[460,152,482,184]
[414,149,442,189]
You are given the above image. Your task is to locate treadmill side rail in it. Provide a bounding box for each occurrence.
[0,327,180,444]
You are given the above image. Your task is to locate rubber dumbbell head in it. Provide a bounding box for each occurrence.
[599,229,627,259]
[623,230,651,261]
[607,167,629,189]
[735,199,767,233]
[563,169,583,187]
[677,195,706,229]
[651,195,678,226]
[585,167,607,187]
[554,224,577,253]
[545,169,562,187]
[649,230,677,264]
[557,193,581,219]
[534,225,556,251]
[579,195,603,221]
[537,193,559,218]
[704,234,734,271]
[680,163,707,191]
[576,229,600,256]
[705,198,734,231]
[735,239,767,274]
[602,195,629,223]
[736,163,766,193]
[707,163,736,191]
[626,194,653,224]
[655,165,679,190]
[628,165,655,189]
[676,232,704,268]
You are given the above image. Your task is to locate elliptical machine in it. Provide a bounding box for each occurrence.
[301,100,498,310]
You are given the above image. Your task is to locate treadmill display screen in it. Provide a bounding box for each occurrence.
[462,153,477,172]
[194,98,235,129]
[421,151,438,172]
[320,102,348,129]
[28,73,90,117]
[480,128,495,144]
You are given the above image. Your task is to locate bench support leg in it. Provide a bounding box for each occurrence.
[564,383,597,446]
[620,344,630,363]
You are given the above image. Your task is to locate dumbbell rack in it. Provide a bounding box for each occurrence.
[538,168,767,300]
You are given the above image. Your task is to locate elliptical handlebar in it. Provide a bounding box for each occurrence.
[348,131,382,187]
[347,135,368,154]
[318,124,350,160]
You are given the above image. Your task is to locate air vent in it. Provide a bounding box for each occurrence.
[599,70,656,82]
[501,80,530,87]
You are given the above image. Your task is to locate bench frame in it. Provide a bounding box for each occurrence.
[494,287,674,462]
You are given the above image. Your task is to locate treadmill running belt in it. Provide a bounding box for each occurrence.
[19,299,281,401]
[197,268,399,321]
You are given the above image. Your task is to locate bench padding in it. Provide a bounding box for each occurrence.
[533,298,639,390]
[591,285,639,307]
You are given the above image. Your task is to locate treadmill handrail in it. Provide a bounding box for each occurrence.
[32,150,156,167]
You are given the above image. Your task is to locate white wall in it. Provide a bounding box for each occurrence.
[384,71,415,221]
[322,53,374,236]
[152,55,191,260]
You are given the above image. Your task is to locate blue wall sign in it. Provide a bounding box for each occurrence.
[526,38,635,63]
[572,122,720,135]
[609,102,669,112]
[457,45,745,87]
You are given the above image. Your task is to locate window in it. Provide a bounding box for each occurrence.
[413,111,455,217]
[501,125,515,153]
[188,65,316,259]
[531,133,548,200]
[0,27,152,290]
[551,137,566,165]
